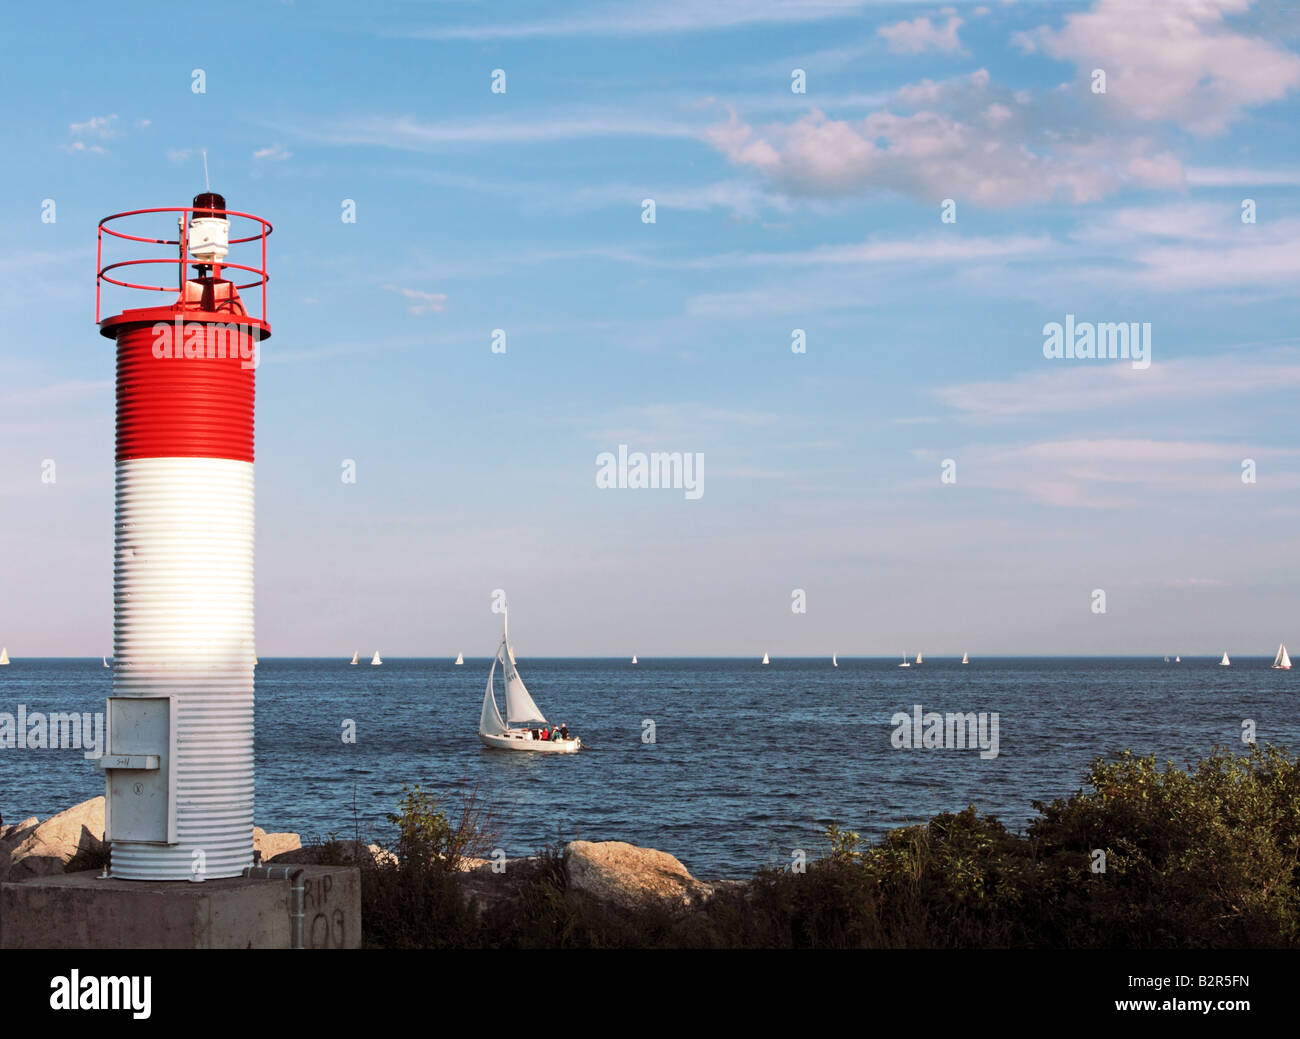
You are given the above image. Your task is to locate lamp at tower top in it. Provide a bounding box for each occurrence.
[96,193,273,330]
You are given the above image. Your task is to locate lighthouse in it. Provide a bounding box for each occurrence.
[96,195,272,880]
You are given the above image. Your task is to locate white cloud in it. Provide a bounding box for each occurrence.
[878,15,964,54]
[704,84,1184,205]
[253,144,292,161]
[1014,0,1300,135]
[69,114,118,139]
[384,286,447,315]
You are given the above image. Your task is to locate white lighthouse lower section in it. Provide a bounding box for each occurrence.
[109,457,255,880]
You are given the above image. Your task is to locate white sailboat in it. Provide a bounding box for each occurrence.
[832,653,837,667]
[1175,655,1181,663]
[0,647,9,666]
[1273,643,1291,670]
[1164,655,1169,663]
[1220,652,1231,666]
[915,651,923,664]
[455,651,464,666]
[761,652,769,665]
[478,605,580,753]
[350,651,359,665]
[631,655,638,664]
[899,652,910,668]
[961,652,969,664]
[102,656,110,668]
[371,651,382,666]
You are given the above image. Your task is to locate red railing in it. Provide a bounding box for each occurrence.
[97,206,272,324]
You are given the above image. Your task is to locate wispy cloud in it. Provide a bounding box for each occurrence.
[391,0,883,41]
[384,286,447,315]
[283,113,700,150]
[936,349,1300,422]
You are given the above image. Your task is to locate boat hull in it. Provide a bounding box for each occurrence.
[479,730,581,753]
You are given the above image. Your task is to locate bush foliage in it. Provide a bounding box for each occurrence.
[351,744,1300,948]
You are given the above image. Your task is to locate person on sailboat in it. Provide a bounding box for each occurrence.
[559,723,570,740]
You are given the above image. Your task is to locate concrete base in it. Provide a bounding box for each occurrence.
[0,866,361,949]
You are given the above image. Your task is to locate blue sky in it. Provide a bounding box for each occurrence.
[2,0,1299,657]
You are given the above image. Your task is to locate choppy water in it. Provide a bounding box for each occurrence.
[2,657,1296,877]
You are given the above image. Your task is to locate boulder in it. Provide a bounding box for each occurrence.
[253,827,301,862]
[455,855,548,910]
[5,799,104,882]
[564,840,713,912]
[270,840,394,868]
[0,817,42,883]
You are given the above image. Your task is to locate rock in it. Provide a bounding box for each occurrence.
[253,827,301,862]
[0,817,40,852]
[5,799,104,882]
[269,840,394,868]
[455,855,548,910]
[564,840,713,912]
[0,817,42,883]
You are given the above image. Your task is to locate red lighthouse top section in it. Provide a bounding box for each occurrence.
[99,196,272,465]
[97,195,272,340]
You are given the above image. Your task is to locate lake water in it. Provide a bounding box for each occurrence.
[2,657,1296,877]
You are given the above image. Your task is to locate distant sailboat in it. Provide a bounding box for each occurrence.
[371,651,382,666]
[631,655,637,664]
[350,651,359,665]
[1175,655,1181,663]
[899,653,910,668]
[102,656,110,668]
[1273,643,1291,670]
[915,651,923,664]
[961,652,969,664]
[0,647,9,666]
[832,653,838,667]
[1164,655,1169,663]
[455,651,464,666]
[761,652,770,665]
[1220,652,1231,667]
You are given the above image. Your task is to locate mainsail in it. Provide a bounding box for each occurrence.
[501,606,546,725]
[1274,643,1291,669]
[479,652,508,736]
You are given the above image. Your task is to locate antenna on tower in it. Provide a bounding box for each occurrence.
[202,149,211,192]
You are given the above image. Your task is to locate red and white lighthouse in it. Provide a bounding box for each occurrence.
[96,195,271,880]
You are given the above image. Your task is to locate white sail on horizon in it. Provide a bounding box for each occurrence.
[371,650,382,666]
[455,651,464,665]
[0,647,9,665]
[1274,643,1291,669]
[832,653,837,667]
[1220,652,1231,666]
[761,652,769,665]
[916,651,923,664]
[962,652,969,664]
[350,651,359,665]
